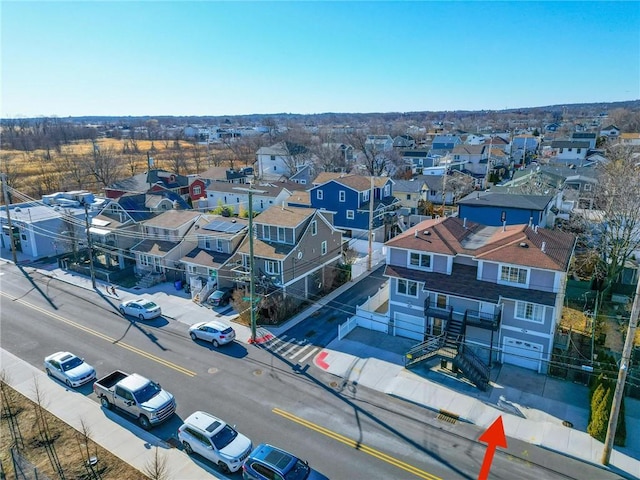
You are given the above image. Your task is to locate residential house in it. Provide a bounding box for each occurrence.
[230,205,343,302]
[571,132,597,149]
[429,135,462,156]
[550,140,590,165]
[384,217,576,382]
[510,135,538,163]
[599,125,620,138]
[365,135,394,152]
[255,141,311,180]
[393,135,416,149]
[204,181,297,215]
[451,144,489,177]
[393,180,427,216]
[0,192,99,260]
[199,166,252,185]
[457,191,555,227]
[289,164,314,186]
[105,169,190,201]
[180,215,248,300]
[619,133,640,146]
[402,150,433,174]
[130,210,201,281]
[297,174,400,242]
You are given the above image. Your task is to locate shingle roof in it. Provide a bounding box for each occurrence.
[392,180,425,194]
[551,140,590,149]
[142,210,201,229]
[452,144,486,155]
[181,247,232,268]
[333,175,390,191]
[384,263,557,306]
[286,190,311,206]
[385,216,575,271]
[254,205,315,228]
[457,191,553,210]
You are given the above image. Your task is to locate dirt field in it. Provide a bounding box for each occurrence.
[0,381,147,480]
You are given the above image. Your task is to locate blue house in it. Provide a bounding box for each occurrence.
[291,174,399,242]
[457,191,554,227]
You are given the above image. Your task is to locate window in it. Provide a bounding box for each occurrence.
[397,279,418,297]
[216,238,223,251]
[583,183,592,191]
[577,148,581,154]
[311,221,317,236]
[321,241,327,255]
[436,294,447,309]
[409,252,431,269]
[263,225,271,240]
[500,265,528,285]
[265,260,280,275]
[270,155,275,161]
[205,239,212,249]
[515,301,544,323]
[277,227,286,242]
[140,254,151,266]
[273,166,277,171]
[339,190,346,202]
[317,190,323,200]
[406,194,411,200]
[193,185,201,196]
[363,190,369,201]
[430,190,437,196]
[384,185,390,196]
[187,264,197,274]
[346,210,354,220]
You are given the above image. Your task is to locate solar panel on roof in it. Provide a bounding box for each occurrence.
[202,220,244,233]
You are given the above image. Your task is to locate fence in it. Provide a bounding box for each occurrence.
[10,448,51,480]
[338,283,390,340]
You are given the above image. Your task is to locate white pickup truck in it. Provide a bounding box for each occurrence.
[93,370,176,430]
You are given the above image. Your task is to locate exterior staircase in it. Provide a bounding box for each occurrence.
[405,313,491,391]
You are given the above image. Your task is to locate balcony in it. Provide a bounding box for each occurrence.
[424,297,453,320]
[464,307,502,331]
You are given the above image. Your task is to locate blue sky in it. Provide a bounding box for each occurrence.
[2,1,639,118]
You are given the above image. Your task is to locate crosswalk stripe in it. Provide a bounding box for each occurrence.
[289,343,312,359]
[298,347,318,363]
[274,338,293,353]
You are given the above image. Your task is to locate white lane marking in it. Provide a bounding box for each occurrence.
[298,347,319,363]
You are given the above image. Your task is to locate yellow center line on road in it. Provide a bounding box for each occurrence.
[1,291,196,377]
[272,408,442,480]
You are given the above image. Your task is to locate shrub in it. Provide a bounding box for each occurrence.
[588,385,611,442]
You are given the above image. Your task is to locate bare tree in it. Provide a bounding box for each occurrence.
[446,172,475,205]
[583,145,640,291]
[169,140,187,175]
[190,139,204,174]
[143,446,170,480]
[55,153,89,191]
[0,152,22,192]
[88,142,122,188]
[343,129,389,176]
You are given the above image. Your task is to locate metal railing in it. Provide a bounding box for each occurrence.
[460,344,490,382]
[405,334,446,367]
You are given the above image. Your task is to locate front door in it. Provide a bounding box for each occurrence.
[424,317,445,338]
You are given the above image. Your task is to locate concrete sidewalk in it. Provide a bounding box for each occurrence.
[0,349,224,480]
[3,257,640,479]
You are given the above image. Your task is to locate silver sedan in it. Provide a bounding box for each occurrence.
[119,298,162,320]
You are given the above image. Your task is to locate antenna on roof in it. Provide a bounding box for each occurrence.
[541,241,546,253]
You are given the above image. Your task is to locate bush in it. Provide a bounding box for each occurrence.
[588,385,611,442]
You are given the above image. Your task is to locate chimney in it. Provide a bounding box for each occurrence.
[463,217,467,228]
[529,216,533,227]
[534,225,539,233]
[414,230,418,238]
[541,241,546,253]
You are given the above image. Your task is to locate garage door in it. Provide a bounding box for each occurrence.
[393,313,424,341]
[502,337,543,372]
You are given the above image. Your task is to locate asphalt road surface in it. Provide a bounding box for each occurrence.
[0,263,628,480]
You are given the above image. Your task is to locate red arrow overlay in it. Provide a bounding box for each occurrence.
[477,416,507,480]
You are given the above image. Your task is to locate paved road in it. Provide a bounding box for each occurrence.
[0,264,628,480]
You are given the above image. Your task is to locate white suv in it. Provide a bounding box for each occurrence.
[178,411,252,473]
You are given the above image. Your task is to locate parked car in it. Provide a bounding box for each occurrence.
[242,443,329,480]
[119,298,162,320]
[178,411,252,473]
[44,351,96,388]
[208,288,233,307]
[188,320,236,347]
[93,370,176,430]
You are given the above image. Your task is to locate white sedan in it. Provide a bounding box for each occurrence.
[119,298,162,320]
[44,352,96,388]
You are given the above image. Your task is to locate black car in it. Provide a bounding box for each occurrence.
[208,288,233,307]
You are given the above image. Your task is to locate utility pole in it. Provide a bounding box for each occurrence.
[83,202,97,288]
[1,174,18,264]
[367,175,374,271]
[235,185,265,343]
[601,271,640,465]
